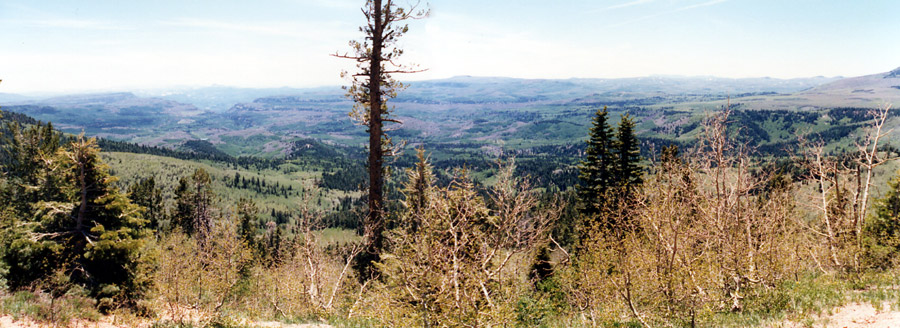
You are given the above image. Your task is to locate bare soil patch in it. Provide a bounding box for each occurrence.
[819,302,900,328]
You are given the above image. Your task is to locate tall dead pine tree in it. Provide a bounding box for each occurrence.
[334,0,428,275]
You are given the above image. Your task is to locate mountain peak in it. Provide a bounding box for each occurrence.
[886,67,900,78]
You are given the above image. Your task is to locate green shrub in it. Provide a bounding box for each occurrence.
[864,170,900,269]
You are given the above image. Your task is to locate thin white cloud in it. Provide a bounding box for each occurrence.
[4,18,123,30]
[159,18,353,42]
[587,0,655,14]
[304,0,358,10]
[676,0,729,12]
[602,0,731,29]
[0,3,125,30]
[607,0,656,11]
[162,18,293,36]
[603,11,667,29]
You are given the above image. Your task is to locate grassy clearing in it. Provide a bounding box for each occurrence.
[313,228,363,246]
[101,152,361,221]
[0,290,101,326]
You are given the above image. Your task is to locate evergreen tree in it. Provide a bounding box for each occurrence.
[128,176,165,232]
[173,177,193,233]
[0,120,61,213]
[335,0,428,278]
[660,144,680,167]
[400,147,433,232]
[236,197,259,249]
[530,245,554,285]
[173,168,214,237]
[614,113,642,192]
[264,223,286,267]
[1,135,153,310]
[577,106,615,217]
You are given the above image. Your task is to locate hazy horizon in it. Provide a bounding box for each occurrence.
[1,0,898,93]
[1,73,856,98]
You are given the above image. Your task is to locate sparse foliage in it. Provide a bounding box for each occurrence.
[334,0,428,276]
[562,107,806,326]
[798,103,894,271]
[364,155,558,326]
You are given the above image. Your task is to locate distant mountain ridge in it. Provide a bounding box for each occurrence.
[806,67,900,93]
[2,74,842,111]
[0,93,34,103]
[393,75,839,105]
[8,92,204,117]
[0,68,894,156]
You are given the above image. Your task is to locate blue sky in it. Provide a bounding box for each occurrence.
[1,0,898,93]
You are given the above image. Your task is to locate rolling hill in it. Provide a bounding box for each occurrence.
[1,70,896,160]
[708,67,900,111]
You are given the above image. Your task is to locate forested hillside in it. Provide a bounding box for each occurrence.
[4,86,900,328]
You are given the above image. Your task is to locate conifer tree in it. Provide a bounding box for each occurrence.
[128,176,164,232]
[1,135,153,309]
[577,106,615,217]
[173,168,214,237]
[660,144,680,166]
[0,120,61,213]
[334,0,428,277]
[400,147,433,232]
[530,245,554,285]
[236,197,259,249]
[614,113,642,192]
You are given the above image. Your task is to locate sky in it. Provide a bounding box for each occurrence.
[1,0,898,94]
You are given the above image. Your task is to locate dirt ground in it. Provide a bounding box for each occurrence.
[772,301,900,328]
[5,304,899,328]
[0,314,126,328]
[817,302,900,328]
[0,315,335,328]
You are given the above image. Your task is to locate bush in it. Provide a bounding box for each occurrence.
[864,170,900,269]
[360,156,558,326]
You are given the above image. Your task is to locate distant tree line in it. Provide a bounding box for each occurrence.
[224,172,296,198]
[181,139,230,158]
[0,109,38,126]
[320,164,366,191]
[97,138,283,170]
[286,138,358,160]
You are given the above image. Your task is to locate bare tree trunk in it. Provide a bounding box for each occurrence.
[367,0,386,260]
[814,150,841,267]
[856,104,892,241]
